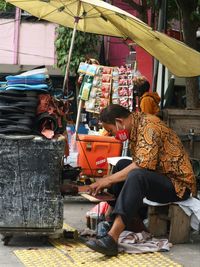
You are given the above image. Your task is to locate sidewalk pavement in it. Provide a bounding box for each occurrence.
[0,198,200,267]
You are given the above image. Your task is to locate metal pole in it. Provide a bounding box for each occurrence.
[160,64,165,109]
[63,0,82,95]
[75,98,83,135]
[62,16,80,95]
[13,8,21,65]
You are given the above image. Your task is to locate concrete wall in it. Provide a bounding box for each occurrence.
[162,109,200,159]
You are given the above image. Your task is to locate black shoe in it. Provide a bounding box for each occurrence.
[85,234,118,256]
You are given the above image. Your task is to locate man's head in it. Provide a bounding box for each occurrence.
[99,104,131,138]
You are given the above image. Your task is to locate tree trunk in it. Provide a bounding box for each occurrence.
[177,0,199,109]
[185,78,199,109]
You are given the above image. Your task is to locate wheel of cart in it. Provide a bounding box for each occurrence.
[1,234,13,246]
[0,227,64,246]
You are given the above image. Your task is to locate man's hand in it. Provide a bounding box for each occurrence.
[88,161,138,196]
[89,177,112,196]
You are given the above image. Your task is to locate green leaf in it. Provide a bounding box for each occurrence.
[55,25,100,74]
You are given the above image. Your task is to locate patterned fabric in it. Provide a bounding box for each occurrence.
[129,112,196,198]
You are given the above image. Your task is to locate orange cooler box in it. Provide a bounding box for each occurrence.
[77,134,122,177]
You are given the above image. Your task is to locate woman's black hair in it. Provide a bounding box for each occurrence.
[99,104,131,125]
[138,80,150,96]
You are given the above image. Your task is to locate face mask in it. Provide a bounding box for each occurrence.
[115,122,129,142]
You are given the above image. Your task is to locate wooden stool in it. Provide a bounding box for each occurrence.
[148,204,191,244]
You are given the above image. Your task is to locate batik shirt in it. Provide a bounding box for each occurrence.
[129,112,196,198]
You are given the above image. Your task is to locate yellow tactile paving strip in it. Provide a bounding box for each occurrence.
[14,248,74,267]
[63,223,77,232]
[14,224,183,267]
[14,239,183,267]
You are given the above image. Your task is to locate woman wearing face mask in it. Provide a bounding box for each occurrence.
[86,104,196,256]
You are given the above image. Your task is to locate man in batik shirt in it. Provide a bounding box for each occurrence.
[86,104,196,256]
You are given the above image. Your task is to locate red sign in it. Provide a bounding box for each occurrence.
[96,157,107,168]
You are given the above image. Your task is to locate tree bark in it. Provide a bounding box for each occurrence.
[176,0,199,109]
[185,78,199,109]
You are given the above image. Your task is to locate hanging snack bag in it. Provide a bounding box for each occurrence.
[112,98,120,104]
[112,67,119,78]
[85,98,96,112]
[103,67,112,75]
[86,64,98,76]
[100,98,110,110]
[78,62,89,74]
[89,87,98,98]
[93,76,102,88]
[96,66,104,76]
[102,74,112,83]
[79,75,93,101]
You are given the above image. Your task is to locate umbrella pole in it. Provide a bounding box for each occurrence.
[63,17,80,95]
[75,98,83,135]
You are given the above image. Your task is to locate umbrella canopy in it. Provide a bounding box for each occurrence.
[6,0,200,78]
[6,0,148,37]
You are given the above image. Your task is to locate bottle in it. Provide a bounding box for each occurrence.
[68,133,78,167]
[66,126,73,149]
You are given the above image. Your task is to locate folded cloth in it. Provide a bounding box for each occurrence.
[0,82,7,87]
[118,231,170,254]
[5,85,49,92]
[17,68,48,77]
[7,79,47,85]
[6,83,48,89]
[6,73,47,81]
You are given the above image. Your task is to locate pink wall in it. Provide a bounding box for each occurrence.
[19,22,56,65]
[0,19,15,64]
[0,19,56,66]
[107,0,153,86]
[136,47,153,89]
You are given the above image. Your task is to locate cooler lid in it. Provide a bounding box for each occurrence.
[77,134,122,143]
